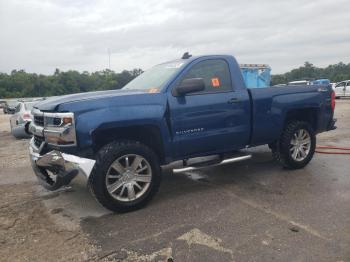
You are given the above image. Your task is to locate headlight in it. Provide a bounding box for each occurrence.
[43,112,77,146]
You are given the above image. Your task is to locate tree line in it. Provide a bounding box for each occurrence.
[0,68,143,98]
[1,61,350,98]
[271,62,350,85]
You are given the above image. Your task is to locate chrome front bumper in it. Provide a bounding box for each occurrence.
[29,137,96,179]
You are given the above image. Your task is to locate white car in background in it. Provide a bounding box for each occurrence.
[333,80,350,98]
[288,80,310,86]
[10,101,38,138]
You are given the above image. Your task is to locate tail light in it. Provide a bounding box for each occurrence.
[331,91,336,111]
[23,113,31,120]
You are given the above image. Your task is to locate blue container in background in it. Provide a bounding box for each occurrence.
[311,79,330,85]
[240,64,271,88]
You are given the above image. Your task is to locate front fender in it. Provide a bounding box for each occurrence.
[76,104,166,144]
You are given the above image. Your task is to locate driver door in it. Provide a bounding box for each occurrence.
[346,81,350,97]
[335,82,345,97]
[167,58,251,158]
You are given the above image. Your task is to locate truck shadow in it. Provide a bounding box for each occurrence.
[80,148,326,258]
[48,146,324,224]
[157,150,293,202]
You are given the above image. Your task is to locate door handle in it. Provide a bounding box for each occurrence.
[227,98,240,104]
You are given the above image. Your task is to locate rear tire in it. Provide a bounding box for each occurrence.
[272,121,316,169]
[88,140,161,212]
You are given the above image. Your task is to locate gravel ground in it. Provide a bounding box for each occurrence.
[0,112,98,261]
[0,99,349,261]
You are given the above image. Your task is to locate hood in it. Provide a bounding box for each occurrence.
[34,89,146,112]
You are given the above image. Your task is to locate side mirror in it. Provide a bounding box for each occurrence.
[175,78,205,96]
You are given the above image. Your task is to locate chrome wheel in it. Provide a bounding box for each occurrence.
[106,154,152,202]
[290,129,311,162]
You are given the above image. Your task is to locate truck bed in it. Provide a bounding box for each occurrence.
[248,85,334,146]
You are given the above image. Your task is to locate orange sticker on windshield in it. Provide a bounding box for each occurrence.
[211,77,220,87]
[148,88,160,93]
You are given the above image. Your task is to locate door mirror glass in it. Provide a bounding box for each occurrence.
[175,78,205,96]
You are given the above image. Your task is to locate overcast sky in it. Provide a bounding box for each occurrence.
[0,0,349,74]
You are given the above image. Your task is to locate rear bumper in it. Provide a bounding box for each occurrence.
[11,121,32,138]
[12,125,31,138]
[29,137,96,187]
[327,118,337,131]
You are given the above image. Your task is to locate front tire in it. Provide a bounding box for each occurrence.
[272,121,316,169]
[88,140,161,212]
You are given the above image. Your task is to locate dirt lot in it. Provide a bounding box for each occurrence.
[0,99,350,261]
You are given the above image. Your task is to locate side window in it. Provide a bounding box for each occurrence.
[182,59,232,93]
[336,82,345,88]
[347,82,350,87]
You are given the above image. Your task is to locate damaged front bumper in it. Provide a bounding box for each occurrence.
[29,137,96,190]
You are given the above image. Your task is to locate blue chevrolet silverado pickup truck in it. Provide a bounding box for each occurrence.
[29,54,336,212]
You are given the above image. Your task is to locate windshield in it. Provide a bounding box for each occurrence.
[336,82,345,87]
[123,61,184,91]
[8,101,18,107]
[24,102,35,111]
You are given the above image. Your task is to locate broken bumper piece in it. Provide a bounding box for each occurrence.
[29,138,95,190]
[34,150,95,178]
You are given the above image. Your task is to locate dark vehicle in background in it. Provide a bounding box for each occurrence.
[29,54,337,212]
[10,101,39,138]
[3,100,19,114]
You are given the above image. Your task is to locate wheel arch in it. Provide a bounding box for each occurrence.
[283,107,319,132]
[91,125,166,164]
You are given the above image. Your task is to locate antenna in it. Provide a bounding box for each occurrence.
[108,48,111,70]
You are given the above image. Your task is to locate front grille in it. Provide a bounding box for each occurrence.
[34,135,44,148]
[34,115,44,126]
